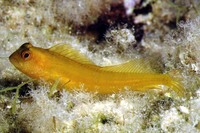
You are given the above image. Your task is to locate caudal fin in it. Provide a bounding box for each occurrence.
[169,79,185,97]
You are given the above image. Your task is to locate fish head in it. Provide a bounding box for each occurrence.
[9,42,47,78]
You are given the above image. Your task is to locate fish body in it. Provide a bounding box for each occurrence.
[9,43,184,96]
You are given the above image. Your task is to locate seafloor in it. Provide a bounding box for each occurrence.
[1,0,200,132]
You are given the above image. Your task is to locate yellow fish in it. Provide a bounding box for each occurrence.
[9,42,184,96]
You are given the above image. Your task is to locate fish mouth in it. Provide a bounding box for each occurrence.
[9,53,19,67]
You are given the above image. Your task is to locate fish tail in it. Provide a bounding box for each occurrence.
[168,77,185,97]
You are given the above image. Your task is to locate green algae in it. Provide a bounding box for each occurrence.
[0,80,33,114]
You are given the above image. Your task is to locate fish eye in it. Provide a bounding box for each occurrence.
[21,50,31,60]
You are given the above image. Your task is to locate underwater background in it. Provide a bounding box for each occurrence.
[1,0,200,132]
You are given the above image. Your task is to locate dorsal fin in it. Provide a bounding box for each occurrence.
[48,44,95,65]
[100,59,159,73]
